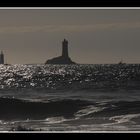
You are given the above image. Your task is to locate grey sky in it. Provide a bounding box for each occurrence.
[0,9,140,64]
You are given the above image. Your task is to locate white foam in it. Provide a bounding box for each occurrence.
[75,105,106,118]
[45,116,67,124]
[109,113,140,124]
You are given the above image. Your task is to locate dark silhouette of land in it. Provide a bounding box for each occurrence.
[45,39,76,64]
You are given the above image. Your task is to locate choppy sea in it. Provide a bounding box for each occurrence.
[0,64,140,132]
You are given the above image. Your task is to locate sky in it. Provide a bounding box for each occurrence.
[0,9,140,64]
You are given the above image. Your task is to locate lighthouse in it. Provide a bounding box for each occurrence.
[62,39,69,58]
[0,51,4,64]
[45,39,76,64]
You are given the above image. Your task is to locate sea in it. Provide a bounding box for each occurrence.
[0,64,140,132]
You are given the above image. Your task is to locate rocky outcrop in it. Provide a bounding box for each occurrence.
[45,56,76,64]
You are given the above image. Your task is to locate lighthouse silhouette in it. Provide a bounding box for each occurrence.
[62,39,69,58]
[0,51,4,64]
[45,39,76,64]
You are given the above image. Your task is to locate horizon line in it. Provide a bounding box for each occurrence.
[3,62,140,65]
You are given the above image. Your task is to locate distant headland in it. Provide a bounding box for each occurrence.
[45,39,76,64]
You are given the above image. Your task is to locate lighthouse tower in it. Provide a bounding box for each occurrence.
[0,51,4,64]
[45,39,76,64]
[62,39,69,58]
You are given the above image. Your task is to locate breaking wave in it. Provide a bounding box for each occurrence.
[109,113,140,124]
[1,96,140,123]
[75,105,107,118]
[0,97,92,121]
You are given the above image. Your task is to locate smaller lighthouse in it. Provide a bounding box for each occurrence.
[0,51,4,64]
